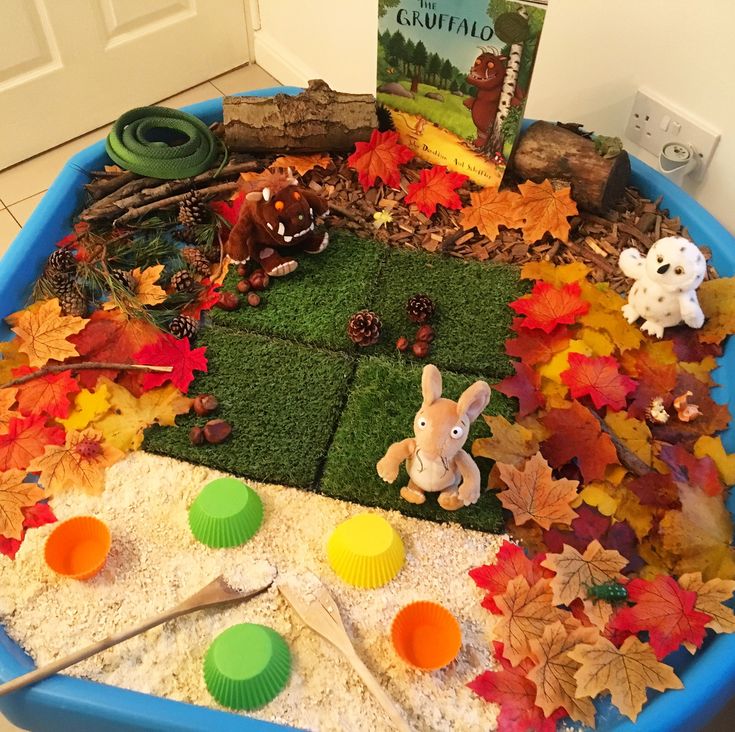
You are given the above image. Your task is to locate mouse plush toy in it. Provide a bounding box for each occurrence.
[224,173,330,276]
[619,235,706,339]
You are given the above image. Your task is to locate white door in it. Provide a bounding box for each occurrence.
[0,0,252,169]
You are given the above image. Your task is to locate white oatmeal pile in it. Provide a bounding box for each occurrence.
[0,452,503,731]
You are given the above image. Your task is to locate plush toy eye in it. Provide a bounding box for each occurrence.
[293,191,301,200]
[675,266,684,275]
[417,417,427,429]
[298,214,304,221]
[275,201,284,211]
[656,255,664,263]
[450,425,464,439]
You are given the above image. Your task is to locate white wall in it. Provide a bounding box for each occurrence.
[254,0,735,234]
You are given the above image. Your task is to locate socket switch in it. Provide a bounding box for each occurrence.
[625,89,720,178]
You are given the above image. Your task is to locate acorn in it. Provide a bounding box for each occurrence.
[189,426,205,446]
[412,340,430,359]
[193,394,219,416]
[396,336,409,352]
[237,264,248,278]
[415,324,435,342]
[236,279,251,294]
[203,419,232,444]
[216,291,240,310]
[247,292,261,307]
[249,270,270,290]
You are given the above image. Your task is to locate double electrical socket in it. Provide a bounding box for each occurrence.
[625,89,720,178]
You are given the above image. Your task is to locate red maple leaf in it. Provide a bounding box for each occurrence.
[510,281,589,333]
[21,501,57,529]
[210,191,245,228]
[469,540,548,613]
[541,401,619,482]
[0,416,64,471]
[609,576,711,659]
[0,536,22,560]
[13,366,80,419]
[620,348,677,394]
[403,165,467,217]
[468,642,565,732]
[494,362,545,417]
[627,472,680,509]
[560,353,637,411]
[134,334,208,393]
[182,280,221,320]
[659,444,723,497]
[347,130,413,190]
[505,322,571,366]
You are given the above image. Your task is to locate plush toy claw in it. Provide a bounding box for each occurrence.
[618,236,706,339]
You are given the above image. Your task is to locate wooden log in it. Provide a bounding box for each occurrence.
[511,121,631,213]
[223,79,376,153]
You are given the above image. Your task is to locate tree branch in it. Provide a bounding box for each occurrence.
[588,408,651,477]
[0,362,173,390]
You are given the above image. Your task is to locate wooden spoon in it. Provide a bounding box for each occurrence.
[0,574,274,696]
[279,577,412,732]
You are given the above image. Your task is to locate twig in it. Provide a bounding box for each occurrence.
[0,362,173,390]
[327,202,360,222]
[84,171,139,200]
[564,238,618,276]
[588,408,651,477]
[113,182,240,225]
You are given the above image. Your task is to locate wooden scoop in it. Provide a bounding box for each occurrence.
[279,577,412,732]
[0,574,273,697]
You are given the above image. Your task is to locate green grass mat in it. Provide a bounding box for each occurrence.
[369,246,526,379]
[144,327,354,487]
[319,357,512,532]
[210,232,385,351]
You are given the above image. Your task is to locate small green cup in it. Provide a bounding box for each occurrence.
[188,478,263,548]
[203,623,291,710]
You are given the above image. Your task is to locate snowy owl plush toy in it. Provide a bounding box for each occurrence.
[619,236,706,339]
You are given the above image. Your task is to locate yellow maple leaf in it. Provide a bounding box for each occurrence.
[698,277,735,344]
[0,340,29,384]
[516,180,578,244]
[270,153,331,176]
[9,299,88,368]
[527,622,598,727]
[541,540,627,606]
[0,389,19,430]
[679,357,718,385]
[132,265,167,306]
[471,415,538,468]
[496,452,579,529]
[459,187,523,240]
[538,339,592,386]
[60,384,111,431]
[577,327,615,357]
[678,572,735,633]
[604,411,653,466]
[578,307,643,353]
[93,377,192,452]
[28,428,123,496]
[693,436,735,485]
[569,636,682,722]
[520,261,590,285]
[574,481,618,516]
[494,576,569,665]
[0,469,44,540]
[575,481,653,539]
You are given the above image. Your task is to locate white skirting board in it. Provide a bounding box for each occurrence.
[253,30,320,89]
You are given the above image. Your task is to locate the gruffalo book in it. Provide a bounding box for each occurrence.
[377,0,548,187]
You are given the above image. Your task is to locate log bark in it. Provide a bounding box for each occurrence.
[511,121,631,213]
[223,79,376,153]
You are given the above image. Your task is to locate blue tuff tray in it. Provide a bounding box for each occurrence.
[0,89,733,732]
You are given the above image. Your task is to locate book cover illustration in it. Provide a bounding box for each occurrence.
[377,0,548,187]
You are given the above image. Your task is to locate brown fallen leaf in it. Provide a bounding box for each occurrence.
[516,180,578,244]
[472,415,539,468]
[270,153,332,176]
[459,187,523,241]
[0,469,44,540]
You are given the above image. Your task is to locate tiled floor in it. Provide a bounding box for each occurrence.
[0,63,279,263]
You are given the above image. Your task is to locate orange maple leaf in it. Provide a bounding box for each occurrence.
[496,452,579,530]
[561,353,637,411]
[516,180,578,243]
[510,281,590,334]
[0,469,44,540]
[527,622,598,727]
[0,389,19,430]
[541,540,628,606]
[0,415,65,471]
[569,636,682,722]
[10,299,88,368]
[459,187,524,240]
[13,367,80,419]
[270,153,331,176]
[28,428,124,496]
[404,165,467,217]
[347,130,413,190]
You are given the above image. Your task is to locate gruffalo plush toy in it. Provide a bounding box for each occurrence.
[225,174,330,276]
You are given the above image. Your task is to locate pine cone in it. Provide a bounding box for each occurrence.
[58,289,87,317]
[170,269,195,292]
[44,266,74,291]
[348,310,382,347]
[182,247,210,277]
[110,269,135,291]
[178,224,198,244]
[52,275,78,297]
[169,314,199,339]
[178,190,207,226]
[47,249,77,273]
[406,294,436,323]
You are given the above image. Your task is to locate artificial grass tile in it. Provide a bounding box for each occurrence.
[319,356,514,532]
[369,247,526,378]
[144,326,354,488]
[210,232,385,351]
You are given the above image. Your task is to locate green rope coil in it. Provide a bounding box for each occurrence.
[105,106,219,179]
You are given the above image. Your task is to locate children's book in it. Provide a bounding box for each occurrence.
[377,0,548,187]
